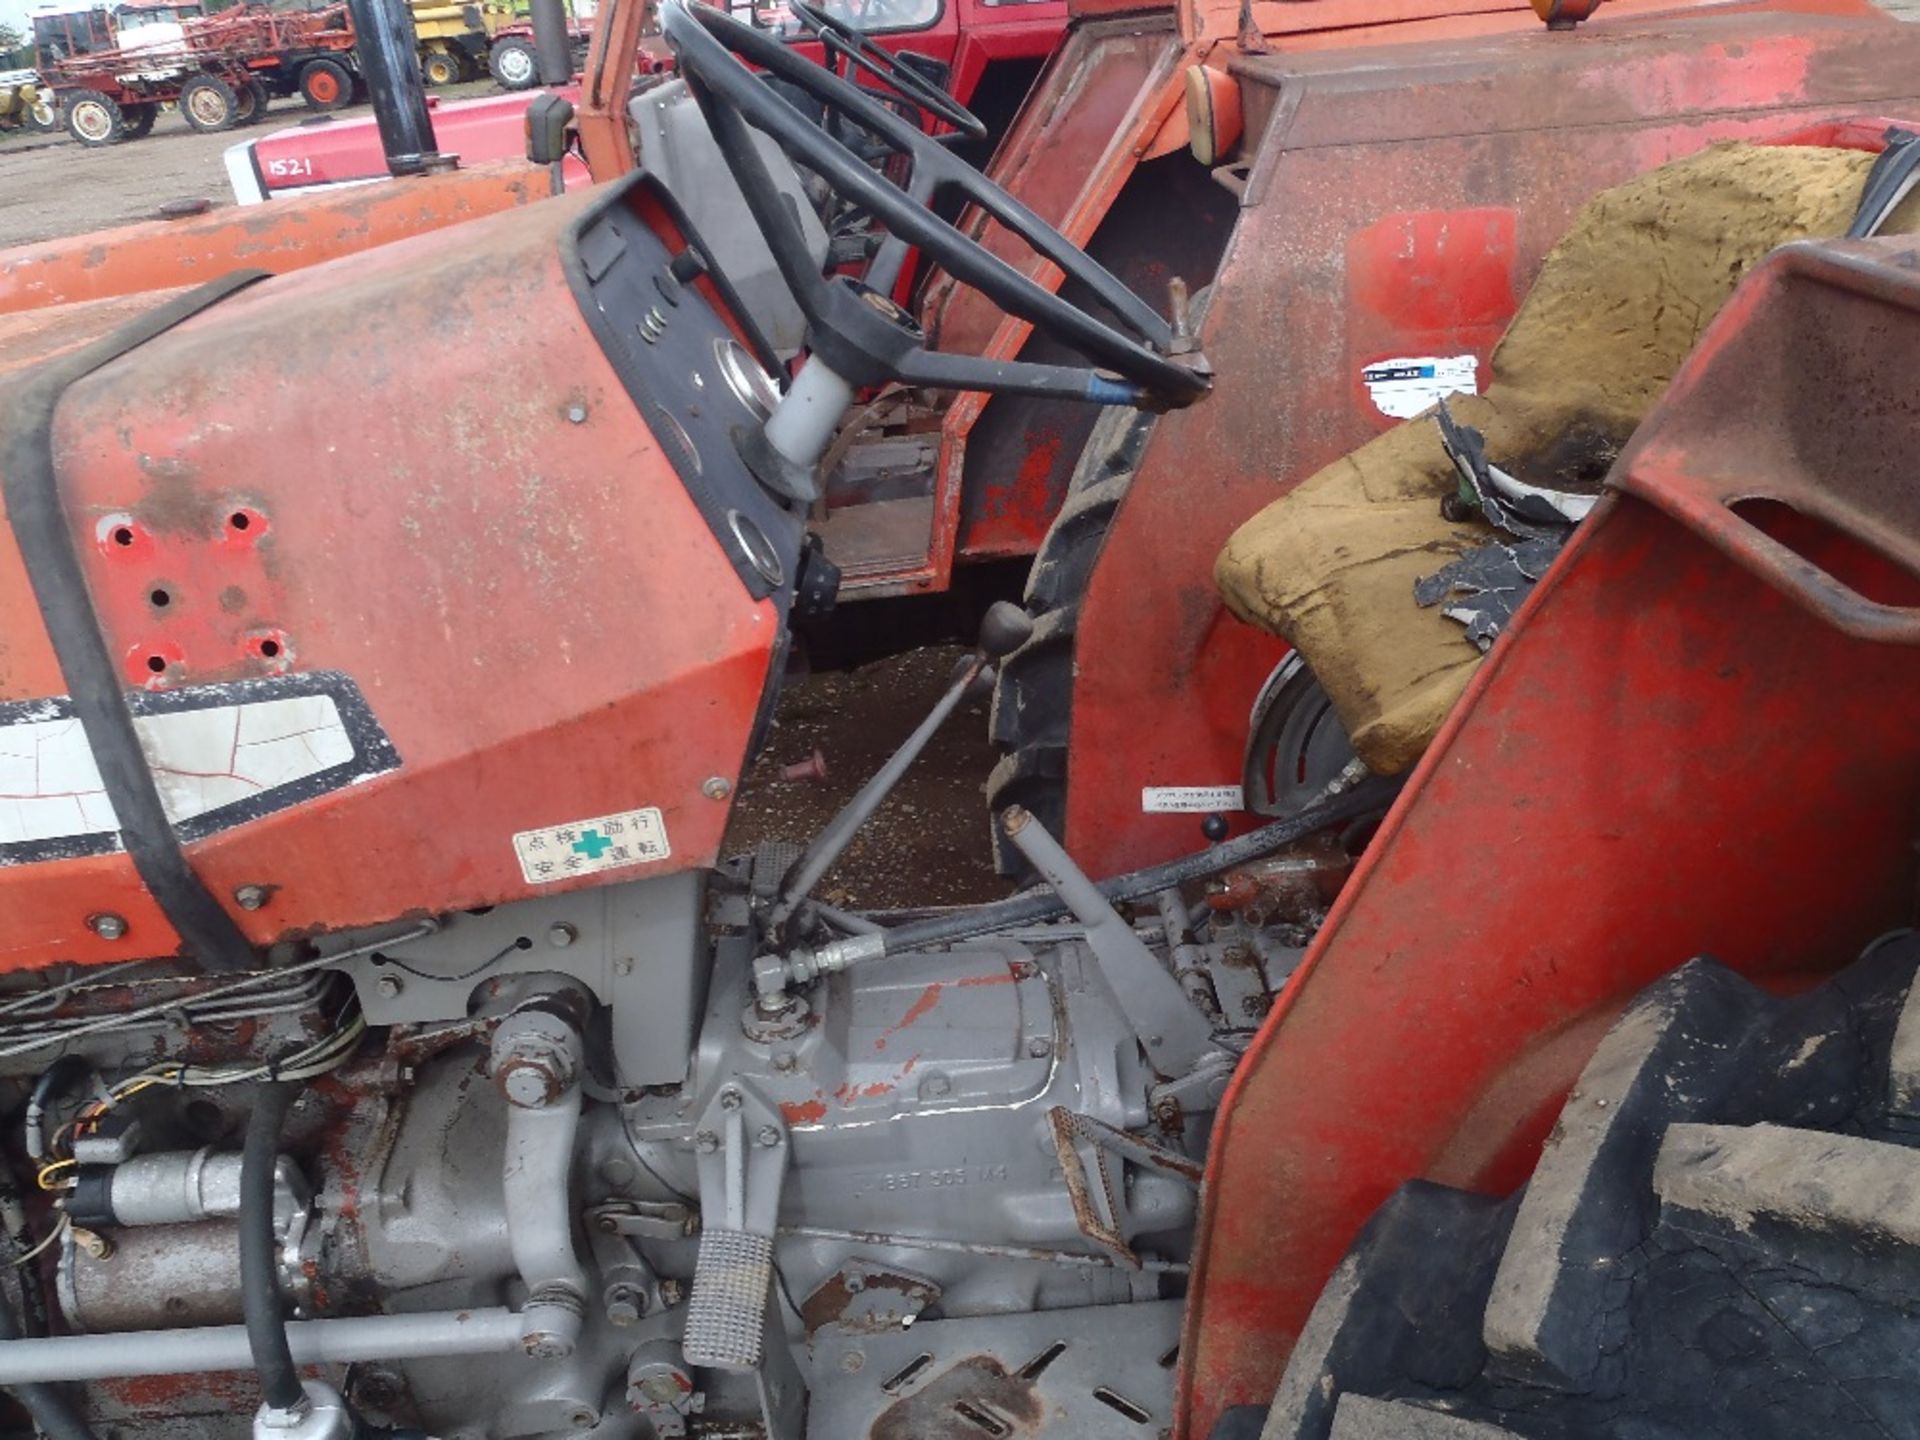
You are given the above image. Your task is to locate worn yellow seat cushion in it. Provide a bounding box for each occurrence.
[1214,142,1919,774]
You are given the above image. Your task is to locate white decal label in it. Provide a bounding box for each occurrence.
[1,694,353,848]
[513,807,671,885]
[1361,354,1479,420]
[1141,785,1244,814]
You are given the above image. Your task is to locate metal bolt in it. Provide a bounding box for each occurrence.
[71,1227,113,1261]
[756,1125,781,1148]
[701,776,733,801]
[605,1284,644,1326]
[780,748,828,783]
[233,885,269,911]
[841,1349,866,1373]
[87,913,128,941]
[547,922,577,949]
[375,973,404,1000]
[694,1130,719,1154]
[844,1273,865,1293]
[614,956,635,977]
[920,1073,951,1099]
[719,1088,743,1111]
[1027,1036,1052,1058]
[568,1407,597,1430]
[565,404,588,424]
[658,1279,684,1308]
[771,1051,797,1073]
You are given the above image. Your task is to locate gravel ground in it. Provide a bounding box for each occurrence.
[725,645,1002,910]
[0,79,496,250]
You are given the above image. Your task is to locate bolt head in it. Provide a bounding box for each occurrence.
[694,1130,719,1154]
[614,956,635,977]
[840,1349,866,1373]
[658,1279,684,1307]
[701,776,733,801]
[920,1072,951,1099]
[523,1333,575,1360]
[375,973,404,1000]
[756,1125,781,1148]
[568,1406,598,1429]
[719,1087,743,1111]
[771,1051,797,1073]
[1027,1036,1052,1058]
[498,1056,564,1108]
[234,884,269,911]
[87,912,128,941]
[547,922,577,949]
[566,404,588,424]
[633,1371,685,1405]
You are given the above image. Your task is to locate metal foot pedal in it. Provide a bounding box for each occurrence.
[685,1227,775,1369]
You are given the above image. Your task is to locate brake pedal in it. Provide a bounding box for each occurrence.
[685,1227,776,1368]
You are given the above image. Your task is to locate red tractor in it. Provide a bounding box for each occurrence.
[1,0,1920,1437]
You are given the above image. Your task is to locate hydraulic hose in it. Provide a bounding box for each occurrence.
[0,1278,98,1440]
[881,774,1403,955]
[240,1082,302,1413]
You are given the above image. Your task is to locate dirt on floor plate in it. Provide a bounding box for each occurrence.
[725,644,1003,911]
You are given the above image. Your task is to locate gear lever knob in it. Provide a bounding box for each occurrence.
[979,601,1035,660]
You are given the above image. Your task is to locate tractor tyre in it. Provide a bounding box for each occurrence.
[986,403,1159,877]
[24,92,58,132]
[488,36,539,91]
[178,73,241,132]
[64,90,125,146]
[421,48,464,87]
[237,79,269,123]
[1257,935,1920,1440]
[299,57,352,111]
[121,101,158,138]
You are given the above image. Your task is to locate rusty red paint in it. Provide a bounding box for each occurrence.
[1064,13,1920,882]
[781,1098,829,1125]
[0,184,779,966]
[874,982,946,1052]
[1177,230,1920,1436]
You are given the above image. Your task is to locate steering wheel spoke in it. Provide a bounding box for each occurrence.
[661,0,1211,412]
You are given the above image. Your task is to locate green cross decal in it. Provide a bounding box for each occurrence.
[572,828,615,861]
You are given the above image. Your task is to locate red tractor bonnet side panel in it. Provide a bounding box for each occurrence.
[1176,234,1920,1436]
[1062,9,1920,879]
[0,187,780,970]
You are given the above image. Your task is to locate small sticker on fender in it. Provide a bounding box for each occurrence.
[1141,785,1243,814]
[1362,354,1479,420]
[513,807,671,884]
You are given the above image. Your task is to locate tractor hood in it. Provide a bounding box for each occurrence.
[0,174,800,972]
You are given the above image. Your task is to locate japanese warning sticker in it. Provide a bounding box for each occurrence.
[513,807,671,884]
[1361,355,1479,420]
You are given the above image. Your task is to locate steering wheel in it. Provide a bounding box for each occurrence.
[786,0,986,140]
[660,0,1210,411]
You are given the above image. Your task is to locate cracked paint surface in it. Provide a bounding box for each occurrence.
[0,693,351,845]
